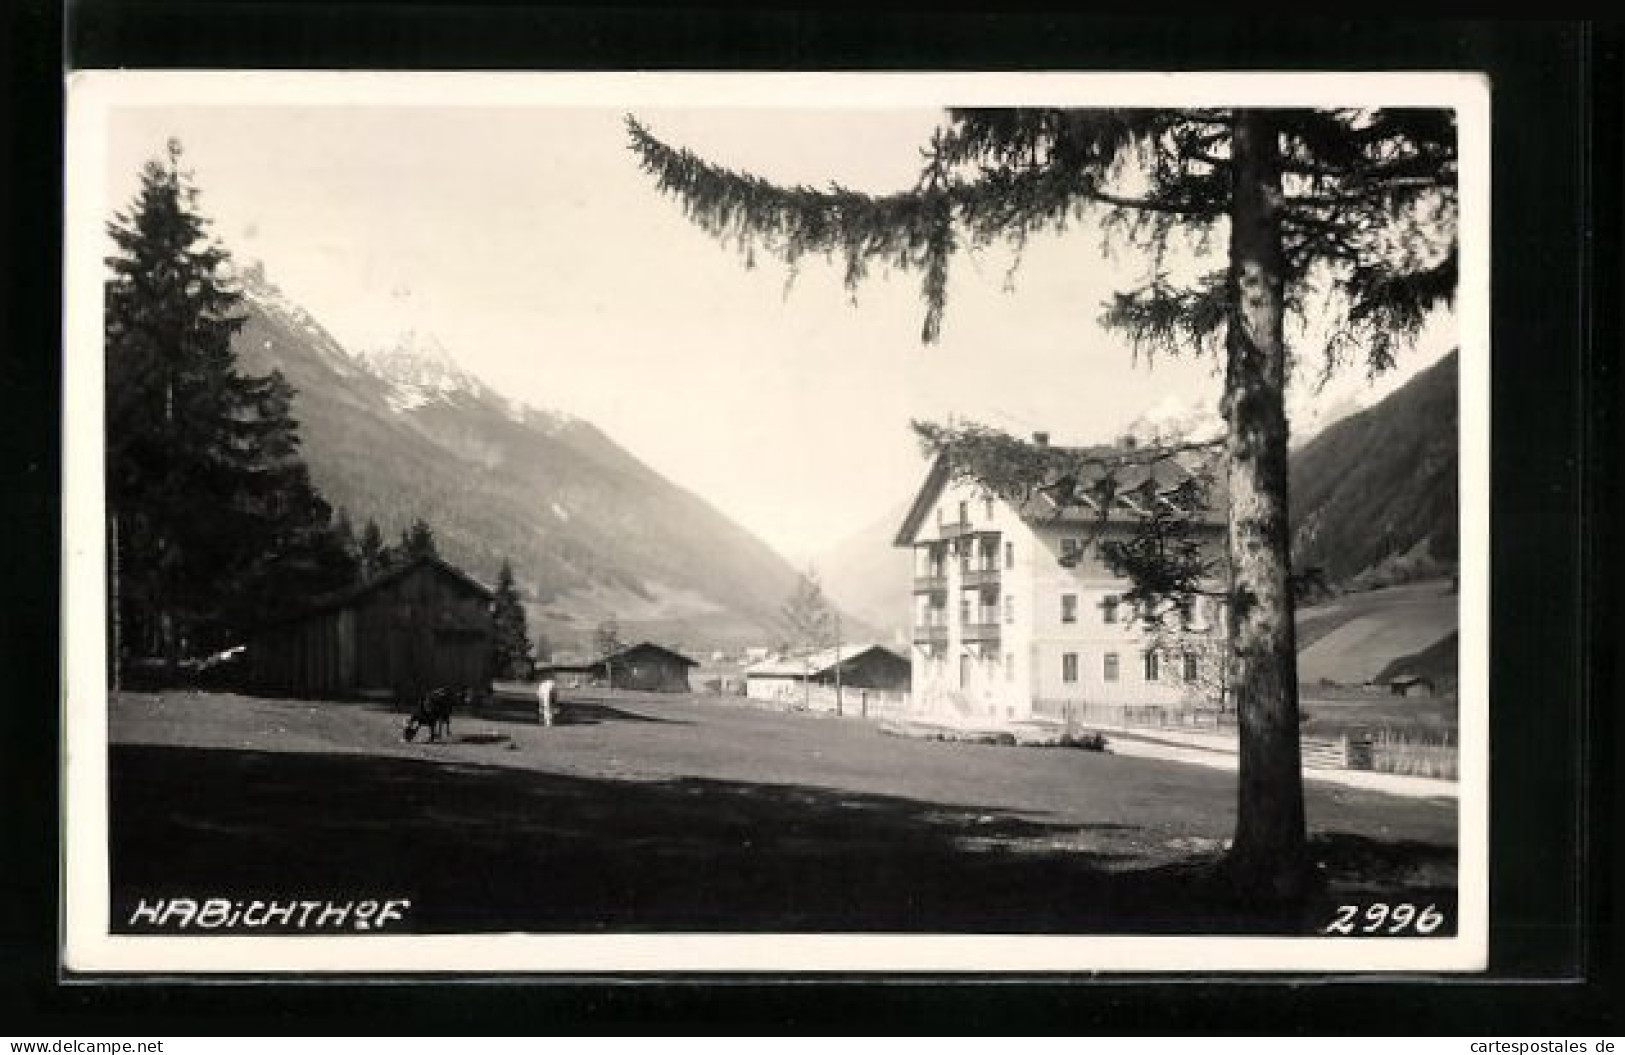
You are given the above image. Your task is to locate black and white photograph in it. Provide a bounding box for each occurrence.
[61,71,1488,973]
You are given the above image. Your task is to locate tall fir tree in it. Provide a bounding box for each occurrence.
[490,560,535,681]
[781,569,836,654]
[629,107,1457,899]
[106,138,355,666]
[593,615,625,685]
[358,518,387,580]
[399,518,439,562]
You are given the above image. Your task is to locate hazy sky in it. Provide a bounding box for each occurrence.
[103,100,1455,563]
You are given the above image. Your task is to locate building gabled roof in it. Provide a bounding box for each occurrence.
[894,443,1226,545]
[892,455,953,547]
[254,555,494,630]
[745,643,907,679]
[600,642,699,668]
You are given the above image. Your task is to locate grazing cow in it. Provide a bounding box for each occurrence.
[403,686,458,743]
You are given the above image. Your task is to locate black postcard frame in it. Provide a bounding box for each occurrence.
[4,5,1617,1033]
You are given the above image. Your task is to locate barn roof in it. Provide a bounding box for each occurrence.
[601,642,699,668]
[894,444,1225,546]
[255,555,494,630]
[745,643,906,679]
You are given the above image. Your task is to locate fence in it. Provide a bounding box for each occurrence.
[1300,734,1374,771]
[1035,698,1377,773]
[1033,698,1236,731]
[798,684,914,718]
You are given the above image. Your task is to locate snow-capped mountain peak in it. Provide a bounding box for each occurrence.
[357,328,488,414]
[1122,395,1225,446]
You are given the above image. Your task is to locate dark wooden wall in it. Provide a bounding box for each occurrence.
[251,563,493,701]
[606,649,692,693]
[812,649,911,691]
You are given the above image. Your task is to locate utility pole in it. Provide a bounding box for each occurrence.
[833,610,843,717]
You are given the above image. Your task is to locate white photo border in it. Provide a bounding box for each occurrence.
[62,69,1490,974]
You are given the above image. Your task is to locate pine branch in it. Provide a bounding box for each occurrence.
[1098,269,1229,362]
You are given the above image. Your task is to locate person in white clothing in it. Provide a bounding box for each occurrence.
[536,674,556,727]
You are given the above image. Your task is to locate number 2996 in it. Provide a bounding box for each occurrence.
[1322,902,1447,936]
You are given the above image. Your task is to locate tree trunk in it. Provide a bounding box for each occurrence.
[109,513,121,690]
[1220,110,1309,900]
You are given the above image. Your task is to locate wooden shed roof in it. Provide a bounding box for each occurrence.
[256,555,494,630]
[599,642,700,668]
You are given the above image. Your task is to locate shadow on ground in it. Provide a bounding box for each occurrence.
[350,695,690,730]
[110,743,1455,936]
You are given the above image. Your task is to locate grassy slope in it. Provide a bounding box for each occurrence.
[1295,579,1459,686]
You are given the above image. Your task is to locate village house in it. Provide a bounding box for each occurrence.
[893,437,1228,725]
[548,641,699,693]
[248,555,495,703]
[744,643,911,713]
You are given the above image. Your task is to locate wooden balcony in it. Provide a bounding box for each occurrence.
[961,621,1002,644]
[912,623,948,645]
[913,573,947,593]
[959,566,1001,589]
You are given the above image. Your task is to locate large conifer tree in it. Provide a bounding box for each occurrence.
[106,139,355,668]
[628,107,1458,899]
[491,560,535,681]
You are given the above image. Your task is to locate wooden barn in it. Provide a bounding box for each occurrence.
[1387,673,1436,698]
[745,644,911,701]
[248,556,495,702]
[591,642,698,693]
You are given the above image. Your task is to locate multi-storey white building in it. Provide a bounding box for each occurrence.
[893,440,1228,725]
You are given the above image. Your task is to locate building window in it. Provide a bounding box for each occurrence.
[1144,650,1160,682]
[1062,653,1079,683]
[1004,595,1015,624]
[1004,541,1014,569]
[1061,594,1078,623]
[1102,595,1120,624]
[1061,537,1081,562]
[1104,652,1120,682]
[958,500,968,525]
[1184,653,1199,683]
[1005,652,1015,681]
[983,496,994,521]
[936,506,944,527]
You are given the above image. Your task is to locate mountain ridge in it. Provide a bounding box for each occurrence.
[232,265,834,653]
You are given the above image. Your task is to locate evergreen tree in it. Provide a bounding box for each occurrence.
[358,518,387,580]
[629,108,1457,899]
[106,138,354,663]
[593,615,624,659]
[490,560,535,680]
[781,569,836,654]
[399,518,439,562]
[593,615,625,685]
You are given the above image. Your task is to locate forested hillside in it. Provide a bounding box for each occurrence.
[1289,350,1459,588]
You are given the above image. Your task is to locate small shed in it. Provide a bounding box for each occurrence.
[590,642,698,693]
[248,556,494,702]
[1388,674,1436,698]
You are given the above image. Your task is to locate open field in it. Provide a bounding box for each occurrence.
[108,688,1457,935]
